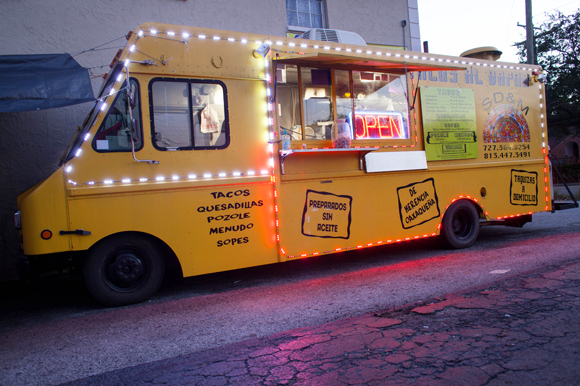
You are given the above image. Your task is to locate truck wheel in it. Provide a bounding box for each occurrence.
[84,234,165,306]
[441,200,480,249]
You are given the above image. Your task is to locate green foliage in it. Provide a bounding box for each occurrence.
[516,9,580,138]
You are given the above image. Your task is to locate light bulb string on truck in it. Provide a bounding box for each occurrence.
[268,53,281,144]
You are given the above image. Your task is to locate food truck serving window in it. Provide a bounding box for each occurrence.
[92,78,144,152]
[277,65,409,143]
[149,78,229,150]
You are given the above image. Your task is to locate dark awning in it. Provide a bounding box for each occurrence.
[0,54,95,113]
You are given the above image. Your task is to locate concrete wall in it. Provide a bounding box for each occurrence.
[0,0,415,280]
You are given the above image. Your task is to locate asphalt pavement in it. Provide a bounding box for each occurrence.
[63,256,580,386]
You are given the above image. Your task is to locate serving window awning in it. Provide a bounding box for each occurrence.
[274,52,465,74]
[0,54,95,113]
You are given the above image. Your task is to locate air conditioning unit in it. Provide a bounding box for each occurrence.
[298,29,367,46]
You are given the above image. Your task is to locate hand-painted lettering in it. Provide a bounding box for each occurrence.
[482,97,492,111]
[465,69,473,84]
[308,200,347,211]
[397,178,440,229]
[403,190,431,213]
[209,222,254,235]
[217,237,249,247]
[510,170,538,206]
[475,70,483,85]
[489,71,496,85]
[482,92,530,116]
[506,73,514,87]
[210,189,250,199]
[207,212,250,223]
[514,175,535,184]
[202,189,263,248]
[405,198,437,224]
[449,71,458,83]
[197,200,263,212]
[302,190,352,239]
[316,223,338,232]
[428,69,528,89]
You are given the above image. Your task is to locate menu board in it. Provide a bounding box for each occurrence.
[420,87,478,160]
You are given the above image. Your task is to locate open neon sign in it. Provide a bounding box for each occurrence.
[347,111,407,139]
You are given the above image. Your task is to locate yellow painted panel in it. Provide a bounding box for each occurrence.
[19,170,70,255]
[68,182,278,276]
[276,161,548,258]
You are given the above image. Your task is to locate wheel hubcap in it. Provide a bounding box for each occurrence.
[105,250,147,290]
[452,210,471,239]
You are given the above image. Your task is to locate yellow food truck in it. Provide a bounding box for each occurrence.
[15,22,554,306]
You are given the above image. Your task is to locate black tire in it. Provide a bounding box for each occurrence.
[441,200,480,249]
[84,234,165,306]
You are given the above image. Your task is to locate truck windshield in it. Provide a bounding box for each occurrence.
[60,64,124,164]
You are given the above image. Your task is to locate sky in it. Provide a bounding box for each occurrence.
[417,0,580,63]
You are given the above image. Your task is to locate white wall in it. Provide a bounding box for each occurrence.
[0,0,414,280]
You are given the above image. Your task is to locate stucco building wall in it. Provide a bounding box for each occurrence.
[0,0,419,280]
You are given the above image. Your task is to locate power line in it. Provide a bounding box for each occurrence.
[70,35,127,57]
[533,0,580,17]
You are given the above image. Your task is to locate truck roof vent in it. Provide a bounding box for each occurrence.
[298,28,367,46]
[460,46,502,61]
